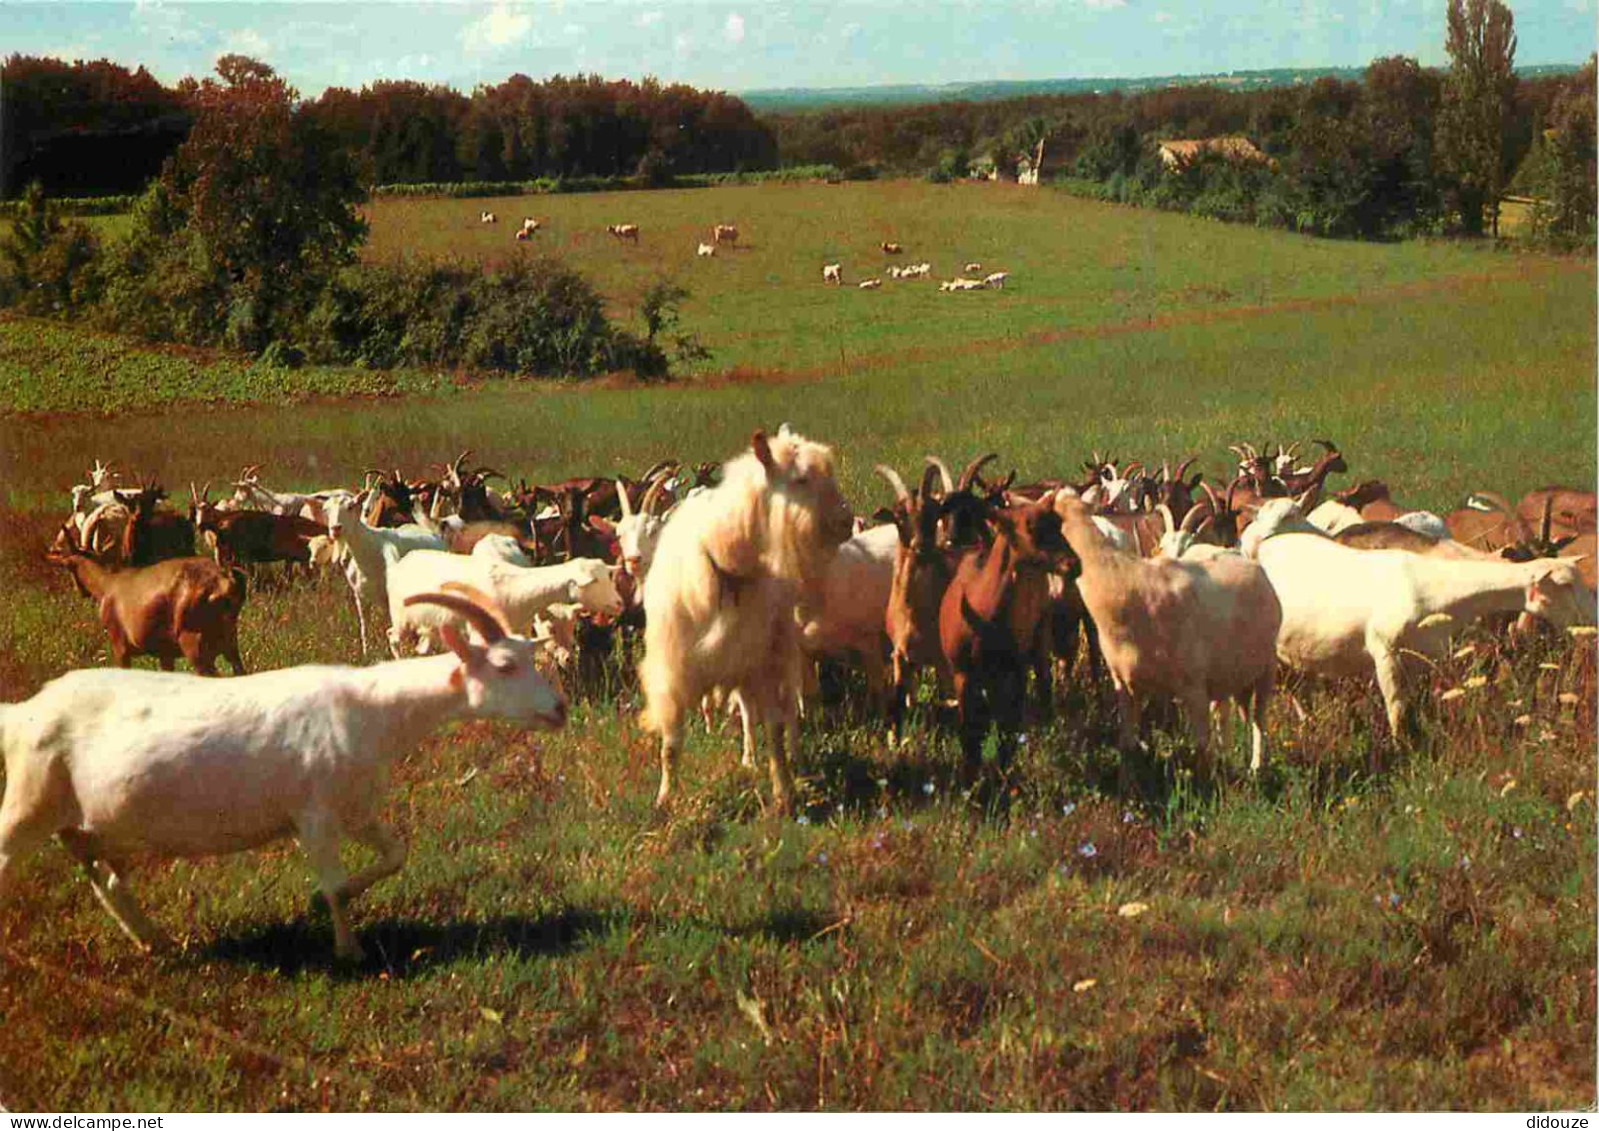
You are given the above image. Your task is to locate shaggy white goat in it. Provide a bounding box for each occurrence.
[639,427,853,815]
[0,588,565,961]
[385,550,622,657]
[822,263,842,285]
[697,242,717,258]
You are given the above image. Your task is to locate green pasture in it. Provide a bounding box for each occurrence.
[0,181,1594,1110]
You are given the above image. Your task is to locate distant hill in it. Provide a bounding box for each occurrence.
[741,63,1585,113]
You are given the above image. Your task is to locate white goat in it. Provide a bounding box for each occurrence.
[471,532,536,568]
[0,588,565,961]
[325,491,447,656]
[386,551,622,657]
[822,263,842,285]
[983,271,1009,289]
[640,427,853,815]
[858,278,882,289]
[1253,529,1596,737]
[1058,497,1282,774]
[697,242,717,258]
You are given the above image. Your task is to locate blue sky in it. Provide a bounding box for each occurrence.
[3,1,1594,96]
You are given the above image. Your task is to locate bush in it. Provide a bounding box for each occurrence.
[0,182,103,315]
[304,255,670,380]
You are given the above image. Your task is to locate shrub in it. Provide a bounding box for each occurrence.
[0,181,103,315]
[304,255,671,380]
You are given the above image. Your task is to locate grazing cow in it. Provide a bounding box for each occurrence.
[480,211,497,224]
[607,223,640,242]
[881,241,904,254]
[713,223,739,245]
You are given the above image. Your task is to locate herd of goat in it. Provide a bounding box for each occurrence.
[2,432,1594,959]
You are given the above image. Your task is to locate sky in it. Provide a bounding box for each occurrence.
[2,0,1594,97]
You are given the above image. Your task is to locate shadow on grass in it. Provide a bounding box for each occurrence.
[198,907,616,979]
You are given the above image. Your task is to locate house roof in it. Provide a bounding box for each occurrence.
[1158,136,1267,164]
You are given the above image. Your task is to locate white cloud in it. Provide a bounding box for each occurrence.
[461,1,533,55]
[635,9,665,28]
[673,31,693,55]
[841,21,862,39]
[563,23,585,37]
[1079,0,1127,9]
[222,27,270,58]
[724,12,746,44]
[1153,11,1172,23]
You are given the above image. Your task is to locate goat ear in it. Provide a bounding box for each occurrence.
[752,430,777,474]
[1188,471,1204,489]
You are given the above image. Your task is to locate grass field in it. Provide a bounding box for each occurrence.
[1,181,1595,1111]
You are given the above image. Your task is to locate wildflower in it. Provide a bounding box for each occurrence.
[1122,810,1136,824]
[1062,802,1077,817]
[1388,893,1401,908]
[1072,978,1097,993]
[876,807,888,820]
[818,852,829,865]
[1457,854,1471,870]
[877,778,888,789]
[1463,675,1488,689]
[796,815,810,827]
[1513,714,1532,726]
[1439,688,1466,703]
[1078,842,1098,859]
[1117,901,1149,919]
[922,781,936,796]
[1018,734,1029,746]
[1512,827,1523,839]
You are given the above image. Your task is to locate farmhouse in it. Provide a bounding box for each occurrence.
[1157,136,1270,170]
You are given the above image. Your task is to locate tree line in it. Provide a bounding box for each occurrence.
[1,57,692,380]
[762,2,1592,246]
[2,57,777,199]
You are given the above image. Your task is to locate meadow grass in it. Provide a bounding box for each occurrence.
[0,181,1594,1111]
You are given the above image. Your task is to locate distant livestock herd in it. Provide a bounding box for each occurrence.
[479,208,1002,291]
[3,433,1594,959]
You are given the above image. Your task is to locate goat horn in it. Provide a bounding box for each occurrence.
[616,478,635,518]
[1540,494,1555,546]
[472,466,505,481]
[453,449,472,473]
[1156,503,1176,537]
[924,456,955,497]
[1197,480,1221,516]
[958,453,998,492]
[408,583,511,644]
[640,474,671,516]
[1174,456,1198,480]
[875,464,911,505]
[1312,438,1338,454]
[638,459,677,483]
[917,462,942,504]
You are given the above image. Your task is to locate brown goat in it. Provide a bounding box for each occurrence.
[877,462,958,745]
[938,492,1077,777]
[1444,491,1531,554]
[1517,485,1597,540]
[47,529,247,675]
[190,484,324,573]
[107,483,195,567]
[1334,479,1405,523]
